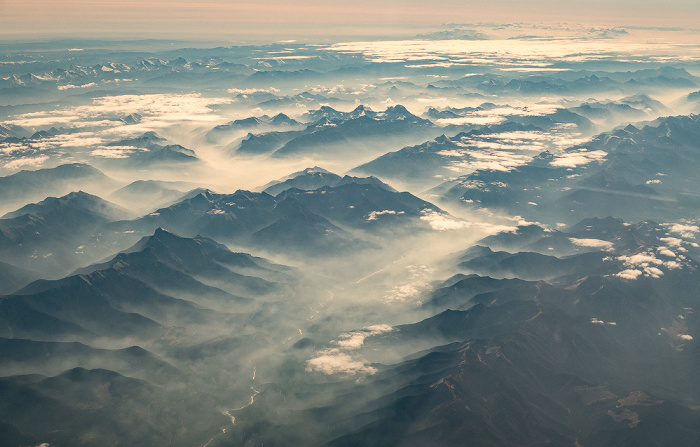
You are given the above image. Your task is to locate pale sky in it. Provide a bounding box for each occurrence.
[1,0,699,42]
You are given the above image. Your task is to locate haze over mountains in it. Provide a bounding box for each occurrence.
[1,24,700,446]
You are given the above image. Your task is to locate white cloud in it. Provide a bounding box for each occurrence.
[310,84,346,94]
[385,283,422,302]
[663,260,682,269]
[432,130,580,177]
[448,150,532,173]
[334,324,393,349]
[90,148,132,158]
[57,82,96,90]
[254,55,316,60]
[644,266,664,278]
[457,179,487,190]
[550,149,607,167]
[328,39,693,66]
[501,67,572,72]
[367,210,403,221]
[660,236,684,247]
[436,150,464,157]
[665,223,699,239]
[5,115,76,127]
[6,93,231,129]
[591,318,617,325]
[306,324,393,376]
[385,265,436,303]
[306,350,377,375]
[618,252,663,267]
[615,269,643,280]
[569,238,614,249]
[227,87,280,94]
[614,249,684,279]
[420,210,470,231]
[3,155,49,170]
[470,221,519,236]
[657,246,676,258]
[436,116,505,126]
